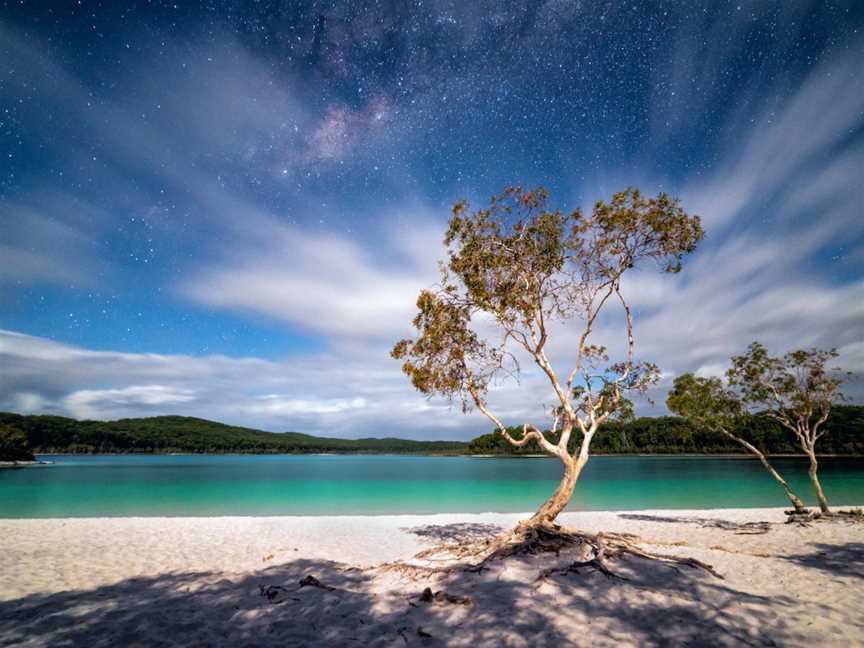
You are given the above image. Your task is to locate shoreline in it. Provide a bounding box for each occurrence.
[3,506,863,645]
[28,451,864,458]
[4,500,864,520]
[1,506,814,577]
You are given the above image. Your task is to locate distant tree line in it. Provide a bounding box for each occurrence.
[0,414,467,455]
[465,406,864,456]
[1,407,860,458]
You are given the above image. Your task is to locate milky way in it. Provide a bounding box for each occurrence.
[1,2,862,437]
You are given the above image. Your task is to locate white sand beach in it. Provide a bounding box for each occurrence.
[2,508,862,646]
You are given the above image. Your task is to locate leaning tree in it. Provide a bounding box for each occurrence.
[393,187,703,531]
[667,373,808,513]
[726,342,851,514]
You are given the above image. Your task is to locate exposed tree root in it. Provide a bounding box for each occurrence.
[786,508,864,526]
[375,561,460,579]
[412,521,723,580]
[708,545,773,558]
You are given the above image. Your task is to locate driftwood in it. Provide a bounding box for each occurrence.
[417,586,472,606]
[258,573,339,604]
[299,574,337,591]
[258,584,300,604]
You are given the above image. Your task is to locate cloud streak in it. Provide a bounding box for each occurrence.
[0,4,862,437]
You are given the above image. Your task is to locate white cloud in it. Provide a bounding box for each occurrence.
[0,13,861,440]
[0,329,481,439]
[179,219,445,338]
[240,395,367,416]
[64,385,197,420]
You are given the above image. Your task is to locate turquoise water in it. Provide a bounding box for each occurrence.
[1,454,863,518]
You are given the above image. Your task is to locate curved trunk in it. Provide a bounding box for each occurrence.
[524,456,583,527]
[755,452,807,513]
[806,450,830,514]
[720,428,807,513]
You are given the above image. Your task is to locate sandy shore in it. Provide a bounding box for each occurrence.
[2,508,862,646]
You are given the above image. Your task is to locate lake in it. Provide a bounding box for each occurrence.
[1,454,863,518]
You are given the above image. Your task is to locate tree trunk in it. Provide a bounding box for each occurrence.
[719,429,807,513]
[756,453,807,513]
[806,449,830,514]
[524,456,583,527]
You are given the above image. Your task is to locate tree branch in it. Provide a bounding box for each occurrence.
[566,280,616,392]
[465,369,560,458]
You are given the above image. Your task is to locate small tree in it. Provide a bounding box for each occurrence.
[667,373,807,512]
[393,187,703,528]
[727,342,850,514]
[0,423,35,462]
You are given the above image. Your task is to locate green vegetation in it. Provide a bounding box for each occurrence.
[1,407,859,457]
[0,413,466,455]
[466,406,864,456]
[0,422,35,461]
[668,342,854,514]
[392,186,705,526]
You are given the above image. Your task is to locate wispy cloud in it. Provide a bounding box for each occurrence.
[680,48,864,230]
[0,4,862,438]
[0,329,475,438]
[178,218,443,338]
[64,385,197,420]
[0,193,109,288]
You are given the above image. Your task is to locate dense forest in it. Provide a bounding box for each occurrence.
[0,413,467,455]
[0,422,35,461]
[1,406,861,457]
[466,406,864,456]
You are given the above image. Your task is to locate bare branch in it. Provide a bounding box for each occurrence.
[395,186,703,525]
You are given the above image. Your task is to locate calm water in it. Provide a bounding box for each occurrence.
[1,454,862,518]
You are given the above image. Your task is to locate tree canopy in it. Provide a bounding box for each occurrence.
[668,342,855,514]
[393,186,704,525]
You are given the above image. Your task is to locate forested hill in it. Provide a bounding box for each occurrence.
[466,406,864,456]
[2,406,861,456]
[0,413,467,455]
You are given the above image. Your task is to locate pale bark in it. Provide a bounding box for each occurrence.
[806,448,831,514]
[775,414,832,514]
[716,427,806,512]
[465,271,637,528]
[525,454,584,526]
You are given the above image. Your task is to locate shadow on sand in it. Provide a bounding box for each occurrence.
[1,545,832,647]
[618,513,772,533]
[782,541,864,581]
[401,522,505,544]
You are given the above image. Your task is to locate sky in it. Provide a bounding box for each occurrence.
[1,1,863,439]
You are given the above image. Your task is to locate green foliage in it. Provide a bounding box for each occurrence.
[466,406,864,456]
[666,373,743,431]
[0,422,35,461]
[0,414,467,455]
[727,342,850,427]
[3,408,859,457]
[393,186,704,425]
[392,290,499,406]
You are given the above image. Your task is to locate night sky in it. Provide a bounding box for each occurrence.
[1,1,863,438]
